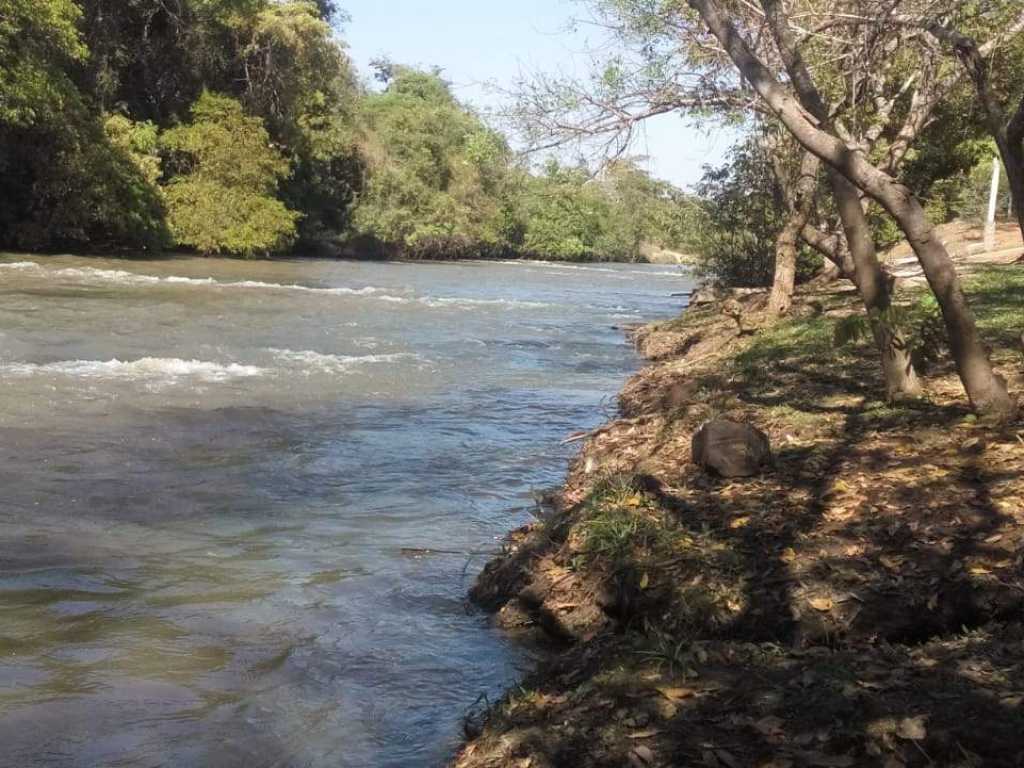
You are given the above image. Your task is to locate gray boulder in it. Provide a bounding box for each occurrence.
[692,420,772,478]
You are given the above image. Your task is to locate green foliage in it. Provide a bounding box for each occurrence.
[581,475,667,566]
[516,158,699,262]
[692,137,821,287]
[1,119,170,251]
[352,65,515,256]
[160,92,299,256]
[596,159,701,259]
[0,0,86,126]
[0,0,169,255]
[944,151,1014,226]
[0,2,698,260]
[104,114,162,185]
[1,0,363,254]
[162,179,298,257]
[519,163,610,261]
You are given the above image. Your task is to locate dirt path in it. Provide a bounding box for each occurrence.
[885,221,1024,285]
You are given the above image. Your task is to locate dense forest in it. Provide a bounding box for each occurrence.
[0,0,700,261]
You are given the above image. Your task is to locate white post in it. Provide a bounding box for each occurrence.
[985,158,1000,251]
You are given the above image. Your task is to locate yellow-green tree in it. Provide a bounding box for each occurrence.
[161,92,300,256]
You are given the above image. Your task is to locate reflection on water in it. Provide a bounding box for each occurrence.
[0,254,691,767]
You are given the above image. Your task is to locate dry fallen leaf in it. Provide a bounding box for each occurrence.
[896,715,927,741]
[628,729,661,740]
[656,686,696,702]
[809,596,834,612]
[879,555,904,571]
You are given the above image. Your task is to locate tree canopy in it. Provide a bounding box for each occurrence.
[0,4,697,260]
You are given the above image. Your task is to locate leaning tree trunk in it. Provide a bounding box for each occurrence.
[831,173,922,400]
[757,0,919,398]
[887,190,1016,417]
[758,1,919,397]
[688,0,1017,419]
[801,224,855,279]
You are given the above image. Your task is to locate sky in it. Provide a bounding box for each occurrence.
[338,0,741,190]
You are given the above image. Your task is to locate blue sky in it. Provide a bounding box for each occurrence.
[339,0,739,190]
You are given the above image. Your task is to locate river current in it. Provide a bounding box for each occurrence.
[0,254,691,767]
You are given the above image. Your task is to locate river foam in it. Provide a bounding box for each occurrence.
[1,261,391,296]
[0,357,265,382]
[0,350,427,385]
[269,349,422,374]
[491,259,685,278]
[0,261,553,310]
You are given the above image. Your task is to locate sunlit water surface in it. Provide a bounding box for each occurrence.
[0,254,691,767]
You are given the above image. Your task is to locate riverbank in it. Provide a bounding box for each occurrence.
[453,263,1024,767]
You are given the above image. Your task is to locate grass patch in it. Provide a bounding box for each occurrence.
[734,264,1022,395]
[580,475,669,567]
[732,315,864,389]
[965,265,1024,351]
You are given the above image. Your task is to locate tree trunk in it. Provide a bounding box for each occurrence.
[812,260,843,285]
[831,172,922,400]
[1005,95,1024,239]
[888,191,1016,417]
[768,151,819,315]
[687,0,1017,420]
[768,213,801,315]
[757,0,920,398]
[801,224,855,279]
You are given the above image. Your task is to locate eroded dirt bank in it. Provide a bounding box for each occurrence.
[454,262,1024,768]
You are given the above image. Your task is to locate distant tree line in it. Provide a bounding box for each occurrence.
[0,0,697,261]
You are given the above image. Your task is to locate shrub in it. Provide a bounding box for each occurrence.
[160,92,299,256]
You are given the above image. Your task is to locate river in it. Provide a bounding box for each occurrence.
[0,254,691,767]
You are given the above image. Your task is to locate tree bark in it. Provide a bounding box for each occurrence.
[801,223,855,279]
[768,213,801,315]
[768,151,818,315]
[831,172,922,400]
[1005,95,1024,238]
[687,0,1017,419]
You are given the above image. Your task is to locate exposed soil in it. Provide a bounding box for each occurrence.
[453,255,1024,768]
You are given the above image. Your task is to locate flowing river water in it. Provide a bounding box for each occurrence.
[0,254,692,767]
